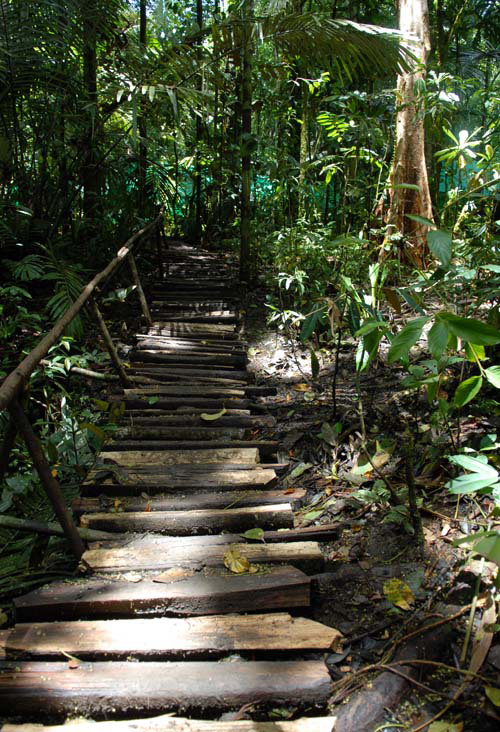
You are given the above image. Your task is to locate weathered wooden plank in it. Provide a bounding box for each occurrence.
[79,503,293,534]
[14,566,310,621]
[82,538,324,573]
[108,396,252,410]
[127,367,248,380]
[101,441,278,455]
[262,523,341,543]
[149,322,236,334]
[123,386,246,397]
[0,660,331,717]
[111,426,247,441]
[99,447,260,466]
[135,336,245,353]
[2,714,336,732]
[73,488,305,515]
[82,466,277,496]
[0,613,340,660]
[116,414,275,428]
[129,351,245,367]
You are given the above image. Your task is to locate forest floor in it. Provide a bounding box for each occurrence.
[240,292,500,731]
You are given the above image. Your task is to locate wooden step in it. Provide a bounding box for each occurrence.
[109,396,253,410]
[83,466,277,495]
[123,386,246,397]
[82,535,324,573]
[101,441,278,456]
[136,336,246,351]
[129,351,246,367]
[127,366,249,380]
[73,488,305,515]
[150,322,236,335]
[2,714,335,732]
[116,414,274,428]
[0,660,331,717]
[0,612,340,660]
[14,566,311,621]
[111,426,247,441]
[79,503,293,534]
[99,447,260,466]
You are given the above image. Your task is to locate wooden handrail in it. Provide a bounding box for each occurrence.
[0,212,163,412]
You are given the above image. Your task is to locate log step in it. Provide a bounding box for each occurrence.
[73,488,305,515]
[99,447,260,466]
[0,660,331,718]
[126,366,249,380]
[79,503,293,534]
[13,565,311,621]
[110,396,253,410]
[122,386,246,397]
[129,351,246,367]
[116,414,275,427]
[111,426,247,441]
[83,466,278,495]
[0,612,340,660]
[2,714,335,732]
[101,441,278,456]
[82,535,324,573]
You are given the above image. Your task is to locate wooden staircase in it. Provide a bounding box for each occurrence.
[0,244,337,730]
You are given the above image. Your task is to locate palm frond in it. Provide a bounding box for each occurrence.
[263,13,416,77]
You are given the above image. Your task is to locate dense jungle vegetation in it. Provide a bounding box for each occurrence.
[1,0,500,723]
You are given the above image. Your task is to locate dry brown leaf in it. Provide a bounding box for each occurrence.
[224,547,252,574]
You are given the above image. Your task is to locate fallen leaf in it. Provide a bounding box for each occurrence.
[485,686,500,707]
[0,612,8,628]
[383,578,415,611]
[145,501,152,512]
[224,547,251,574]
[283,487,296,495]
[200,407,227,421]
[241,528,265,541]
[441,523,451,537]
[68,659,79,670]
[288,462,313,481]
[292,383,309,392]
[428,721,463,732]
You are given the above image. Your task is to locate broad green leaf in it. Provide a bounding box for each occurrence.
[93,399,109,411]
[447,475,498,494]
[355,319,385,337]
[427,320,449,359]
[485,366,500,388]
[319,422,339,446]
[300,309,322,341]
[147,396,159,405]
[356,328,383,372]
[466,532,500,567]
[405,213,434,228]
[441,313,500,346]
[387,317,429,363]
[303,509,324,521]
[448,454,497,477]
[241,528,265,541]
[454,375,483,407]
[200,407,227,421]
[465,343,485,362]
[427,229,452,268]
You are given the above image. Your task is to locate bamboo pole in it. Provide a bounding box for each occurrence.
[129,253,152,326]
[91,301,133,387]
[0,514,117,541]
[8,400,85,559]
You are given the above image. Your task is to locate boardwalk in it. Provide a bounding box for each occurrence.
[0,244,337,730]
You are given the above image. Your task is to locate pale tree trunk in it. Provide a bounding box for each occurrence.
[384,0,433,266]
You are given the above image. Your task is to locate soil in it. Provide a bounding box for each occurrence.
[242,294,500,731]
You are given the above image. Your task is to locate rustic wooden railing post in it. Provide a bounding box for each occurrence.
[91,300,133,387]
[8,400,85,559]
[129,252,152,326]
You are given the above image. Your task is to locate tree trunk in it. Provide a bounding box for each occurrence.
[239,0,253,283]
[383,0,433,267]
[138,0,148,212]
[82,0,99,224]
[194,0,203,244]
